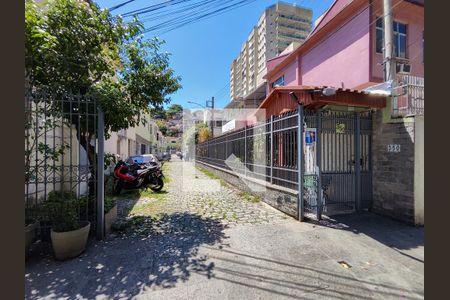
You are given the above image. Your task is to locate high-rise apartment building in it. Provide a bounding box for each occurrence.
[228,2,312,106]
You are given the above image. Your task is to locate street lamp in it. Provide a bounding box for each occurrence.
[187,101,206,109]
[188,100,209,125]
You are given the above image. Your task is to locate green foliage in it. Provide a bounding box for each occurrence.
[166,104,183,118]
[24,99,71,183]
[155,120,168,135]
[104,195,116,214]
[196,166,228,187]
[42,191,81,232]
[195,122,211,144]
[104,152,118,170]
[238,191,261,203]
[25,0,181,138]
[149,107,167,119]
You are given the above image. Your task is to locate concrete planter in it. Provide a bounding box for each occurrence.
[105,205,118,235]
[25,222,38,255]
[51,221,90,260]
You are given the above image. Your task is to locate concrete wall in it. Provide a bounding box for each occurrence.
[196,161,298,219]
[267,58,299,95]
[301,6,371,89]
[414,116,424,225]
[371,108,416,224]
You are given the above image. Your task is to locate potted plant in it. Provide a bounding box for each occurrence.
[44,191,90,260]
[104,196,117,235]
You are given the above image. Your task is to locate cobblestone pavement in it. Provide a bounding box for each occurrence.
[115,157,292,228]
[25,157,423,300]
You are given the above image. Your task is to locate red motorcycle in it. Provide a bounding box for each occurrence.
[112,157,164,195]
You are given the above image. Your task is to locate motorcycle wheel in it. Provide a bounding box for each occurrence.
[113,179,122,195]
[150,177,164,192]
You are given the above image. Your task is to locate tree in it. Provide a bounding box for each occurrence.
[149,107,167,120]
[25,0,181,167]
[196,122,211,144]
[166,104,183,118]
[155,120,168,135]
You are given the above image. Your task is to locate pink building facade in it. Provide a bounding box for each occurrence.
[265,0,424,96]
[259,0,424,225]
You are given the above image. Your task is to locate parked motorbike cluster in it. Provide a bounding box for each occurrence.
[112,154,165,195]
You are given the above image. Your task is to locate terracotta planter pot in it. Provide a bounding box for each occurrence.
[51,221,90,260]
[25,222,38,254]
[105,205,118,235]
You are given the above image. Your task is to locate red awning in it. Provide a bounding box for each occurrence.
[259,86,387,111]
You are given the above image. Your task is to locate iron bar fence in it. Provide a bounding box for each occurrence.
[392,74,424,117]
[25,87,101,240]
[196,109,300,191]
[196,108,373,220]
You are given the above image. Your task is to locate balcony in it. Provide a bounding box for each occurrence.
[392,75,424,117]
[277,14,311,25]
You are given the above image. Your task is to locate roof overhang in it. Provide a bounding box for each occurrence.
[259,85,387,110]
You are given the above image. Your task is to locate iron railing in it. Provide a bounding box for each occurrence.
[392,75,424,117]
[196,109,300,191]
[25,88,101,239]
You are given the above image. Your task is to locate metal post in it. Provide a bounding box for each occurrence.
[225,133,228,168]
[383,0,395,82]
[210,97,215,138]
[316,110,323,220]
[355,112,361,212]
[383,0,397,115]
[297,106,304,221]
[244,126,247,177]
[270,115,274,184]
[96,108,105,240]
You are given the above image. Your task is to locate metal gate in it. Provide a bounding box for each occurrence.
[302,109,373,220]
[25,87,105,242]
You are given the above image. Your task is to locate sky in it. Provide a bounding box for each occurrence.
[96,0,335,109]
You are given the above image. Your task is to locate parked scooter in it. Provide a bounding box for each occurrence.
[112,160,164,195]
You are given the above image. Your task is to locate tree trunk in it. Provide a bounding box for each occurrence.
[79,133,97,197]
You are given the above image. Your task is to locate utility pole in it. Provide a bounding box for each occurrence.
[211,96,215,138]
[206,97,215,137]
[383,0,395,82]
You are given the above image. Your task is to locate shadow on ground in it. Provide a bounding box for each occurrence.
[25,212,228,300]
[198,245,423,299]
[313,212,424,262]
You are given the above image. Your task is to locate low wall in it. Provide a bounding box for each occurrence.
[414,116,424,225]
[196,161,299,219]
[372,110,416,224]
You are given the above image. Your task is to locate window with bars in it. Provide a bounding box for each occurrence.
[376,18,407,59]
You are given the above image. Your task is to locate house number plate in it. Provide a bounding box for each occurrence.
[387,144,401,153]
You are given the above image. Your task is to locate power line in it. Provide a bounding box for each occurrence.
[122,0,194,17]
[143,0,258,35]
[112,0,257,36]
[142,0,234,32]
[109,0,138,12]
[139,0,222,22]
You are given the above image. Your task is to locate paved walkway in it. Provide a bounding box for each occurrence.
[25,157,424,300]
